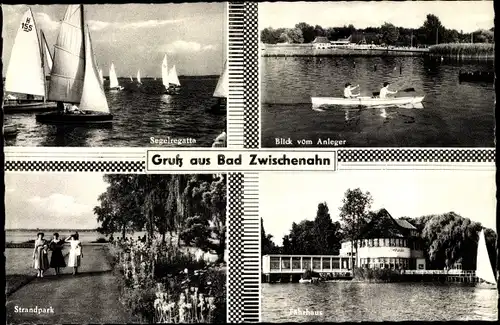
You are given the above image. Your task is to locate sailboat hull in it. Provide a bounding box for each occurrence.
[476,282,497,289]
[35,111,113,124]
[206,97,227,115]
[109,86,124,91]
[3,101,58,113]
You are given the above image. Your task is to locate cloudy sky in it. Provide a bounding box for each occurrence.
[2,3,225,77]
[5,173,109,229]
[260,1,494,33]
[261,170,496,245]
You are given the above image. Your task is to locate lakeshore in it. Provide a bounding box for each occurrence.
[261,44,429,57]
[261,43,494,59]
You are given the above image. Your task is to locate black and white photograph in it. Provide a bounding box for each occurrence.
[260,1,494,147]
[2,3,227,147]
[5,173,227,324]
[260,170,497,322]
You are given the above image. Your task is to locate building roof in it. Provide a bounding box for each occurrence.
[394,219,417,230]
[312,36,330,44]
[357,208,417,239]
[350,32,379,44]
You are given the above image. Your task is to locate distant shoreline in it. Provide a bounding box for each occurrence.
[261,43,494,59]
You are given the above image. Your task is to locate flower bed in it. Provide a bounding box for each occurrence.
[113,238,226,323]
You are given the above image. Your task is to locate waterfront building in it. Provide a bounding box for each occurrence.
[331,37,351,46]
[312,36,331,49]
[340,209,426,270]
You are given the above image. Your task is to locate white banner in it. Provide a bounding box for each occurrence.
[146,150,337,172]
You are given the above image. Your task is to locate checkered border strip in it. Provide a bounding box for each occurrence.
[242,172,260,323]
[228,2,244,148]
[227,173,244,323]
[243,2,260,149]
[338,149,495,162]
[4,160,146,172]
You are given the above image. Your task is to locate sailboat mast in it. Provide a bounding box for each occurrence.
[30,7,46,101]
[80,4,86,78]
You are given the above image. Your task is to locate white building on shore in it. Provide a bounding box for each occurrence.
[340,208,426,270]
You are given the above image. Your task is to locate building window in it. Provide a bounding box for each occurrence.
[376,238,380,247]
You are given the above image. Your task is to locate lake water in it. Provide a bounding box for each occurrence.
[4,77,226,147]
[261,56,495,147]
[262,282,498,322]
[5,230,146,243]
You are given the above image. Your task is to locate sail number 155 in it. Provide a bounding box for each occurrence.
[21,17,33,32]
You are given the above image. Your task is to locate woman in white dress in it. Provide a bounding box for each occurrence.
[65,233,83,275]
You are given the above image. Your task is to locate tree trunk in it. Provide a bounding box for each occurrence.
[122,225,126,239]
[162,232,166,244]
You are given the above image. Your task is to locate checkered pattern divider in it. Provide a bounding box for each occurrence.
[227,173,244,323]
[243,2,260,149]
[4,160,146,172]
[338,149,495,162]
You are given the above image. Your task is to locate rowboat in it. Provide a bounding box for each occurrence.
[311,96,425,108]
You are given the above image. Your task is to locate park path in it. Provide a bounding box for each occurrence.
[6,245,136,324]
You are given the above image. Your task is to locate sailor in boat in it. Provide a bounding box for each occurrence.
[65,104,83,114]
[379,82,398,99]
[344,83,360,98]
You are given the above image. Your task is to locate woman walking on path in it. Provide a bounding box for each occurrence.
[33,232,49,278]
[49,233,66,275]
[65,233,83,275]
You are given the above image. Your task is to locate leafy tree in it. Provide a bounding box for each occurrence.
[339,188,373,268]
[295,22,315,43]
[380,22,400,45]
[314,24,326,37]
[180,174,227,262]
[421,14,444,44]
[261,218,277,255]
[287,28,304,44]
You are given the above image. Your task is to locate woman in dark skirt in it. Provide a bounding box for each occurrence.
[49,233,66,275]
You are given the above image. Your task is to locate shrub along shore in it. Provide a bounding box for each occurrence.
[428,43,494,59]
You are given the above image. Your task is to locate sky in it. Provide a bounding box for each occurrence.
[5,173,109,229]
[260,170,497,245]
[259,1,494,33]
[2,3,226,77]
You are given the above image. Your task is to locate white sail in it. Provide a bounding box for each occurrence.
[80,27,109,113]
[5,8,46,97]
[168,65,180,86]
[109,63,120,88]
[213,60,228,98]
[161,54,169,87]
[476,230,497,284]
[129,76,133,81]
[99,69,104,85]
[137,70,141,84]
[41,30,53,74]
[47,5,85,103]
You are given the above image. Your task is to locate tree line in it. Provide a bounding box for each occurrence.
[94,174,226,262]
[262,188,497,272]
[261,14,495,46]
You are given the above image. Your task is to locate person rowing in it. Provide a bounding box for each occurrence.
[379,82,398,99]
[344,83,360,98]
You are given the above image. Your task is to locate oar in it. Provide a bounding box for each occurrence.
[372,87,415,97]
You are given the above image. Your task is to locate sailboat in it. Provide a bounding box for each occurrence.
[129,76,133,82]
[161,54,180,95]
[99,69,104,86]
[109,63,124,90]
[475,229,497,289]
[36,5,112,124]
[208,60,228,113]
[137,70,142,84]
[3,8,57,113]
